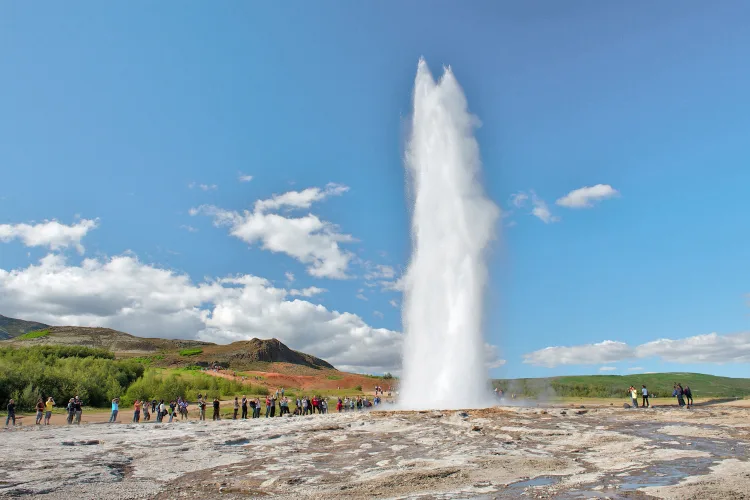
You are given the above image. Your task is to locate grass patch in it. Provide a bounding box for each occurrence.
[179,348,203,357]
[18,329,50,340]
[326,374,343,381]
[493,372,750,399]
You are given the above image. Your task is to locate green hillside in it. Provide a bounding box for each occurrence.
[0,314,50,340]
[493,373,750,399]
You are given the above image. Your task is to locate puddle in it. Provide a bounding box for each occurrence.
[618,458,714,490]
[223,438,250,446]
[508,476,558,488]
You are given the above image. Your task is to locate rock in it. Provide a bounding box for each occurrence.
[540,410,548,415]
[575,410,588,415]
[560,410,567,415]
[623,403,632,409]
[458,412,469,418]
[471,425,482,432]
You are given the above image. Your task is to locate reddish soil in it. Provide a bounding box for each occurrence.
[204,367,392,394]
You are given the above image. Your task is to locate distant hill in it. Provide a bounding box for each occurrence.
[493,373,750,399]
[0,314,50,340]
[0,315,334,371]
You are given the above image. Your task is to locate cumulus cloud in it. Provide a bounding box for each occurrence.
[638,332,750,364]
[254,183,348,212]
[556,184,619,208]
[530,192,560,224]
[289,286,326,298]
[180,225,198,233]
[599,366,617,372]
[484,343,506,369]
[523,341,634,368]
[0,254,402,374]
[373,310,384,319]
[238,173,254,183]
[389,299,399,308]
[191,184,355,279]
[0,219,98,254]
[284,272,295,283]
[523,332,750,368]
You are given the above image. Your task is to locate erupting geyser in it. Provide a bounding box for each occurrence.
[399,59,500,410]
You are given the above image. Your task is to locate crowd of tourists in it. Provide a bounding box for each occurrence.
[626,383,694,408]
[3,386,389,427]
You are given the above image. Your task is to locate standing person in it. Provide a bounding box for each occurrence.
[233,397,239,420]
[5,399,16,427]
[212,398,220,421]
[133,400,141,423]
[44,397,55,425]
[673,384,686,407]
[641,386,649,408]
[66,398,75,424]
[109,398,119,423]
[74,397,83,424]
[337,398,343,412]
[158,400,166,422]
[241,396,248,419]
[35,398,45,424]
[629,387,638,408]
[684,386,694,407]
[198,398,206,421]
[254,398,261,418]
[142,400,150,421]
[151,399,157,415]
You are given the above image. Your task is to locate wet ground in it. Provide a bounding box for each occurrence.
[0,404,748,499]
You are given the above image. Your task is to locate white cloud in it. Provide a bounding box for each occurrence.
[373,310,384,319]
[0,219,98,254]
[389,299,399,308]
[254,183,348,212]
[0,253,403,374]
[364,264,396,281]
[599,366,617,372]
[180,225,198,233]
[637,332,750,364]
[523,340,634,368]
[556,184,619,209]
[530,192,560,224]
[238,173,254,183]
[189,182,218,191]
[380,276,405,292]
[627,367,644,372]
[484,343,506,369]
[289,286,326,298]
[356,293,368,301]
[191,183,355,279]
[523,331,750,368]
[285,272,295,283]
[509,192,528,208]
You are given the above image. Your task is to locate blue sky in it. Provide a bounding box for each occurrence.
[1,2,749,377]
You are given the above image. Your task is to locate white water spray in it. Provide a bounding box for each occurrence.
[399,59,500,410]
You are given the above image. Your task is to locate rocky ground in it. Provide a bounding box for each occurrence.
[0,404,748,499]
